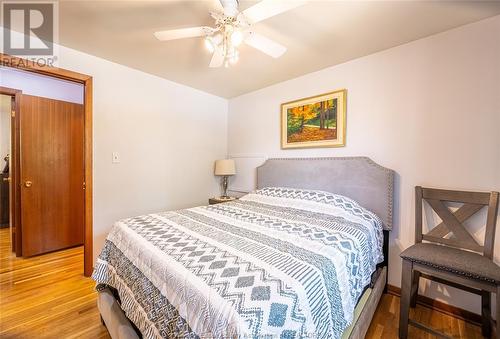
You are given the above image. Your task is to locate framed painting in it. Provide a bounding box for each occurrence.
[281,89,346,149]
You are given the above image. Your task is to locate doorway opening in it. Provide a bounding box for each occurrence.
[0,95,11,231]
[0,87,21,257]
[0,54,93,277]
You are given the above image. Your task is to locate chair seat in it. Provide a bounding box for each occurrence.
[400,243,500,284]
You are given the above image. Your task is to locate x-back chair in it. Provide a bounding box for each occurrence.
[399,186,500,338]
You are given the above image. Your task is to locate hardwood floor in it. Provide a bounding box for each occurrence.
[0,228,483,338]
[366,290,483,338]
[0,228,109,338]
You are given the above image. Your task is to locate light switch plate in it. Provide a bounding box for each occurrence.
[112,152,120,164]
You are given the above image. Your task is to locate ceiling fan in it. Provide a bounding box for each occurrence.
[154,0,306,68]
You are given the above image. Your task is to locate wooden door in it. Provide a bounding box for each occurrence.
[20,95,84,256]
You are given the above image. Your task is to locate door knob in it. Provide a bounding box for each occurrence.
[24,181,32,188]
[2,177,10,182]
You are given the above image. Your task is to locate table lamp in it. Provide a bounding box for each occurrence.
[214,159,235,199]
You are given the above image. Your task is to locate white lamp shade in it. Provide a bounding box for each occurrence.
[214,159,236,176]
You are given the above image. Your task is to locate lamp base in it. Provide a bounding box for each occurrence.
[220,175,229,198]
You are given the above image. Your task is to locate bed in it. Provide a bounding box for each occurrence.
[93,157,394,339]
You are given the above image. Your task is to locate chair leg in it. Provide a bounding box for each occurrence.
[410,270,420,308]
[481,290,491,337]
[399,259,413,339]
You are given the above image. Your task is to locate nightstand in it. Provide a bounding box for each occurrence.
[209,197,237,205]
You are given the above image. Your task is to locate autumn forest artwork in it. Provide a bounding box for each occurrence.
[281,89,346,149]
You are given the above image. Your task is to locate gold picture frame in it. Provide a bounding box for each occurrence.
[281,89,346,149]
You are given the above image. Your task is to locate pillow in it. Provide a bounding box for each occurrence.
[240,186,384,259]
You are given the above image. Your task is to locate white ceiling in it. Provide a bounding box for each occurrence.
[59,1,500,98]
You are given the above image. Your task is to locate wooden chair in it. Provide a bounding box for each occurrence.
[399,186,500,338]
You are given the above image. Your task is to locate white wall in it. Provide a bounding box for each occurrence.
[1,29,229,263]
[0,67,83,104]
[227,15,500,315]
[56,47,228,261]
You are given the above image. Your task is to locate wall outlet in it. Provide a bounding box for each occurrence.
[112,152,120,164]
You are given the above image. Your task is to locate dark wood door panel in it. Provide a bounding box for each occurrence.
[20,95,84,256]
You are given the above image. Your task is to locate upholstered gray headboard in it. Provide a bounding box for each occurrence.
[256,157,395,230]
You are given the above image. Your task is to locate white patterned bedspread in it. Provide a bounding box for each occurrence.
[92,187,384,339]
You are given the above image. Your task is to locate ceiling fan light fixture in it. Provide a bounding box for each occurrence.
[154,0,300,68]
[204,36,215,53]
[230,30,243,47]
[213,33,223,45]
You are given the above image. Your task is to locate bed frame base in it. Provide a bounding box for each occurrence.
[98,288,140,339]
[98,267,387,339]
[345,267,387,339]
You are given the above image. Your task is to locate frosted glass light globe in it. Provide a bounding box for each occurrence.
[231,30,243,46]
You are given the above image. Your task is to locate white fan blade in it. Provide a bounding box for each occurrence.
[242,0,307,24]
[219,0,239,17]
[154,26,212,41]
[209,48,224,68]
[245,32,286,58]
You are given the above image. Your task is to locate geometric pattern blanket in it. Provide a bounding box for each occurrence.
[92,187,384,339]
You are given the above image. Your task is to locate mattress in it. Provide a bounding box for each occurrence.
[93,187,384,338]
